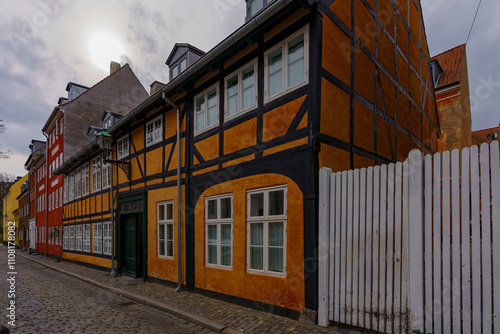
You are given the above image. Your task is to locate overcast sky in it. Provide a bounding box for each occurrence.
[0,0,498,177]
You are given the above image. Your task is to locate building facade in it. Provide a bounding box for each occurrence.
[56,0,438,316]
[2,175,29,247]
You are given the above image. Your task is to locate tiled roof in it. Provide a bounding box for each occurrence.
[431,44,466,89]
[471,125,500,143]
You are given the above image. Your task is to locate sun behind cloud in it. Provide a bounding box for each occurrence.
[88,33,126,72]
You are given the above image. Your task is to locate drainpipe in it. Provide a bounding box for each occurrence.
[162,92,182,292]
[42,131,48,257]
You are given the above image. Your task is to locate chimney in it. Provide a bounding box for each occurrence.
[110,61,121,74]
[150,81,165,95]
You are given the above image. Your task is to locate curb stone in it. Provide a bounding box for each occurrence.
[18,252,239,334]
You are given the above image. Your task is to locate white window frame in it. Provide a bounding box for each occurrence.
[103,222,112,256]
[75,225,83,251]
[82,163,90,196]
[75,168,82,199]
[83,224,91,252]
[157,201,174,259]
[102,151,112,189]
[224,59,258,121]
[69,226,75,250]
[264,25,309,103]
[246,185,287,276]
[117,135,129,160]
[91,156,101,193]
[194,84,219,135]
[63,226,69,250]
[93,223,102,254]
[205,194,233,269]
[146,115,163,146]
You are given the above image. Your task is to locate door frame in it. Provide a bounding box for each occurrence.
[117,193,148,280]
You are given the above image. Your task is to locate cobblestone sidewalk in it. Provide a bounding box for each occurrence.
[18,249,369,334]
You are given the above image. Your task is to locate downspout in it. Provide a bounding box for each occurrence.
[162,92,182,292]
[42,131,48,257]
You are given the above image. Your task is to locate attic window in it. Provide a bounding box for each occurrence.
[250,0,265,16]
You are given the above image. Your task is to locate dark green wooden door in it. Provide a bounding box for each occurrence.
[124,215,137,277]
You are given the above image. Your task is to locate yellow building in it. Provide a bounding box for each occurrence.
[2,174,29,246]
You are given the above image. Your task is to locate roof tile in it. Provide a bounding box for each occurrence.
[431,44,466,88]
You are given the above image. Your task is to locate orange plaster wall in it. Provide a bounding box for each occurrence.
[195,134,219,162]
[194,174,305,311]
[321,78,350,142]
[322,17,351,86]
[319,144,350,172]
[63,251,113,269]
[147,186,186,284]
[146,147,163,175]
[263,7,310,43]
[224,118,257,155]
[263,95,306,142]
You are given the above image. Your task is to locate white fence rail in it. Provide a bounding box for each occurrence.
[318,141,500,333]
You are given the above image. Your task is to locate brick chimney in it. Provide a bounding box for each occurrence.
[150,81,165,95]
[110,61,121,74]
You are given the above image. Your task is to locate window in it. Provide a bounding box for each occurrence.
[157,201,174,258]
[195,85,218,134]
[93,223,102,253]
[75,168,82,199]
[117,135,129,160]
[225,60,257,120]
[82,164,90,196]
[102,152,112,189]
[146,115,162,146]
[59,187,63,207]
[69,226,75,250]
[180,58,187,73]
[75,225,83,251]
[250,0,265,17]
[83,224,91,252]
[63,226,69,250]
[103,222,112,256]
[264,26,309,102]
[205,194,233,268]
[247,185,287,275]
[68,174,75,202]
[171,64,179,79]
[91,156,101,193]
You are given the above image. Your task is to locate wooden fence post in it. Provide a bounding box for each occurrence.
[407,149,425,331]
[318,167,332,327]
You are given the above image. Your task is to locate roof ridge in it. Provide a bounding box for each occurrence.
[431,43,466,60]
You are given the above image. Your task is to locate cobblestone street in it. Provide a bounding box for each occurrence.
[0,248,214,334]
[0,246,367,333]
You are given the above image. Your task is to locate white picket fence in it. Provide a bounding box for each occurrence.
[318,141,500,333]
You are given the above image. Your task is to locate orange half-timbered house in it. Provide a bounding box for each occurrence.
[56,0,438,318]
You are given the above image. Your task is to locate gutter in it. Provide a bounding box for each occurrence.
[162,93,182,292]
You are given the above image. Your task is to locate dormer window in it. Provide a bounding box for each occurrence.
[246,0,270,21]
[431,59,443,87]
[166,44,205,82]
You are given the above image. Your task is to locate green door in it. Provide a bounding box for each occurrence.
[124,215,137,277]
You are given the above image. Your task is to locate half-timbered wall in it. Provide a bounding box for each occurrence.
[319,0,439,172]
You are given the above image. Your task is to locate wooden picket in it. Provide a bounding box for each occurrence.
[318,142,500,333]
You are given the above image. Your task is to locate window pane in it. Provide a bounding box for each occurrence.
[250,223,263,245]
[288,34,305,88]
[221,245,231,266]
[242,86,255,110]
[268,190,284,216]
[207,225,217,244]
[207,105,217,127]
[208,245,217,264]
[159,240,165,256]
[250,193,264,217]
[228,95,238,117]
[166,224,173,241]
[268,48,282,74]
[268,222,284,246]
[221,224,231,244]
[167,240,173,257]
[220,197,232,219]
[158,224,165,240]
[196,96,205,130]
[250,0,264,17]
[250,246,263,270]
[268,248,284,273]
[166,203,173,220]
[207,89,218,127]
[180,58,187,72]
[288,58,304,88]
[158,204,165,221]
[207,200,217,220]
[269,71,282,97]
